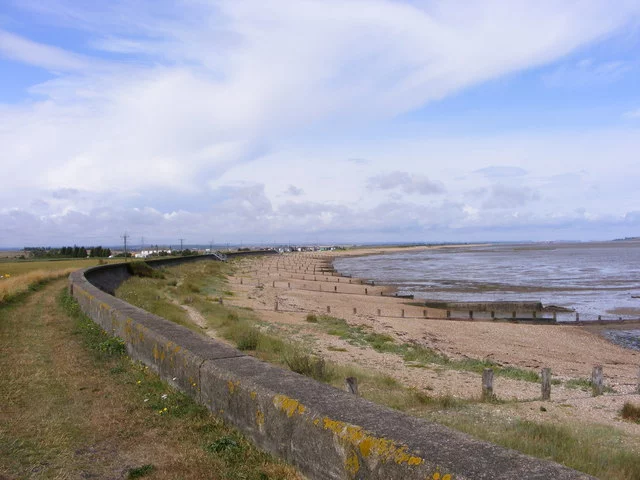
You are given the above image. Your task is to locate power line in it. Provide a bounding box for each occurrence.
[179,238,184,251]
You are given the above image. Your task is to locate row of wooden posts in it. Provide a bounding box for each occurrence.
[273,300,556,322]
[344,365,640,399]
[259,279,564,320]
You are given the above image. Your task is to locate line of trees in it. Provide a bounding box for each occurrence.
[24,246,112,258]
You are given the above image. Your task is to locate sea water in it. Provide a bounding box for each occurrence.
[333,242,640,323]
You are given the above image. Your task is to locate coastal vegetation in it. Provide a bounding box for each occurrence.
[305,314,540,382]
[621,402,640,423]
[114,258,640,479]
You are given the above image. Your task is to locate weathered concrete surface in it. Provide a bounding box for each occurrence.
[70,257,595,480]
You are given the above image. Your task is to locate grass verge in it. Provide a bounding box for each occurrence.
[435,413,640,480]
[0,268,77,304]
[0,279,300,479]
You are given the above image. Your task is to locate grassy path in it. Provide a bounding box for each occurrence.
[0,279,300,480]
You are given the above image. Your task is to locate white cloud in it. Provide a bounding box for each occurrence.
[1,0,640,244]
[482,185,540,209]
[474,166,528,178]
[284,185,304,196]
[367,171,445,195]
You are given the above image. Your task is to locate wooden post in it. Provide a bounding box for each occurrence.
[490,311,495,319]
[401,309,405,318]
[482,368,494,401]
[288,282,291,288]
[349,279,351,284]
[240,278,243,285]
[365,288,368,295]
[541,368,551,400]
[377,309,381,316]
[345,377,359,395]
[592,365,603,396]
[469,310,473,319]
[327,306,331,314]
[272,281,275,287]
[423,309,427,318]
[446,310,451,319]
[334,285,337,292]
[274,301,278,311]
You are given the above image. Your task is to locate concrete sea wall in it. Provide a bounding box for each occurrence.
[69,254,593,480]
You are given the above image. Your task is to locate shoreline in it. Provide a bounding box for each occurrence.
[224,249,640,441]
[330,244,640,326]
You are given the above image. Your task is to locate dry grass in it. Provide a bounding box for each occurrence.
[0,279,301,479]
[621,402,640,423]
[0,268,77,304]
[0,257,119,276]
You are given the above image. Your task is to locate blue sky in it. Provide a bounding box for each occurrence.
[1,0,640,247]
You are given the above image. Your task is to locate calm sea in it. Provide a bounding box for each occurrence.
[333,242,640,324]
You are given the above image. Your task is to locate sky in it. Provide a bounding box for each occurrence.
[1,0,640,248]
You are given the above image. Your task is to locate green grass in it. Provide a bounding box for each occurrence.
[436,413,640,480]
[310,315,539,382]
[127,261,165,279]
[128,464,155,478]
[565,378,615,394]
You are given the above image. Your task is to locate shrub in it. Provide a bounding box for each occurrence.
[98,337,126,355]
[284,350,332,382]
[305,313,318,323]
[621,402,640,423]
[127,464,155,479]
[127,261,164,279]
[237,328,260,351]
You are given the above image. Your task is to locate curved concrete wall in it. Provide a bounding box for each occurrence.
[69,255,593,480]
